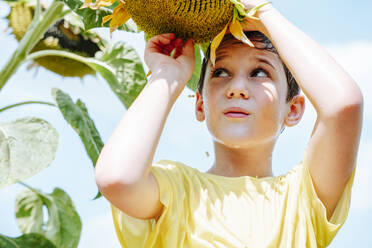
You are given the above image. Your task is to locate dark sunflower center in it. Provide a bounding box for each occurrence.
[43,20,101,57]
[174,0,223,15]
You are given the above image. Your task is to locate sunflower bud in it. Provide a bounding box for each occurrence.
[8,2,34,41]
[7,2,106,78]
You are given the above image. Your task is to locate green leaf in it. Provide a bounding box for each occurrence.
[199,42,210,58]
[15,186,81,248]
[95,41,148,109]
[15,187,44,234]
[58,0,141,32]
[28,44,147,109]
[51,88,104,167]
[186,44,202,92]
[0,233,56,248]
[51,88,103,199]
[57,0,112,30]
[229,0,246,17]
[0,117,59,189]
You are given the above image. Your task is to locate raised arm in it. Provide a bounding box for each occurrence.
[245,2,363,220]
[95,34,195,220]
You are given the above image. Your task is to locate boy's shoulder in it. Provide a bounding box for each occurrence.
[152,159,193,171]
[151,159,198,179]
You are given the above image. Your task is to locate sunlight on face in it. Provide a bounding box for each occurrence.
[262,83,276,102]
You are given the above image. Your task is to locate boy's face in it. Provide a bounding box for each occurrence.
[195,38,301,147]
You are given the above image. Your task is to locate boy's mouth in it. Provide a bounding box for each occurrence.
[223,107,250,116]
[224,112,250,118]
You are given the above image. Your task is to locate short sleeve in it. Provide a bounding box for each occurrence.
[110,160,187,248]
[299,151,357,247]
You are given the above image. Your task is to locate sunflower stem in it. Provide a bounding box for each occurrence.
[0,1,65,91]
[34,0,41,21]
[0,101,57,113]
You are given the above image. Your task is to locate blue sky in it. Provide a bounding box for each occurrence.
[0,0,371,247]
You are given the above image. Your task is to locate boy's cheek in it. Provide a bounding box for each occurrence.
[261,83,281,100]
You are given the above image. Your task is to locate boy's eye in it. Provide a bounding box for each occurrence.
[251,68,269,78]
[211,68,229,78]
[211,67,270,79]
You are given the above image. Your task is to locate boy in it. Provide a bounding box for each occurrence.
[95,1,363,247]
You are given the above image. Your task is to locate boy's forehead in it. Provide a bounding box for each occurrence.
[212,38,280,66]
[217,38,271,55]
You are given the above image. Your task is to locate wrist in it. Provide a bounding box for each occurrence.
[150,65,186,83]
[256,2,276,18]
[240,2,275,36]
[147,71,185,103]
[257,2,274,13]
[254,3,277,38]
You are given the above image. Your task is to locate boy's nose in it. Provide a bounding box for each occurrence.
[226,85,250,99]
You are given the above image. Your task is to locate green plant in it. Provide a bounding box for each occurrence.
[0,0,203,245]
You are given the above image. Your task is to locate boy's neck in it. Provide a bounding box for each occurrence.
[206,140,275,178]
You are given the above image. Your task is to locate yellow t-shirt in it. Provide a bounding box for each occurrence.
[110,152,356,248]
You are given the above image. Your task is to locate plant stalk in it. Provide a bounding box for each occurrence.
[0,1,65,90]
[0,101,57,113]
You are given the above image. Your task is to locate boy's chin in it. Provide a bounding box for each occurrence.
[212,132,278,148]
[212,134,259,148]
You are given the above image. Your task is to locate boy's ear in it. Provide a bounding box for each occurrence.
[195,90,205,122]
[284,94,305,127]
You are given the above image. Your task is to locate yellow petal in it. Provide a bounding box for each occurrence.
[146,70,152,77]
[81,0,116,10]
[102,15,113,26]
[104,3,130,37]
[229,19,254,47]
[210,21,229,67]
[95,0,116,8]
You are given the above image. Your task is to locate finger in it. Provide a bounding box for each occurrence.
[148,40,173,54]
[162,44,174,55]
[146,33,175,52]
[149,33,175,44]
[170,38,185,55]
[163,38,182,51]
[176,38,194,62]
[155,35,175,45]
[173,46,183,59]
[172,38,184,47]
[182,39,195,58]
[162,38,183,55]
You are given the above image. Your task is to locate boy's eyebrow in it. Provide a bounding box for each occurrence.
[215,53,229,64]
[256,57,276,70]
[215,40,243,63]
[215,41,277,70]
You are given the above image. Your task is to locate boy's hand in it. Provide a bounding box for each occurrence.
[225,1,273,36]
[144,33,195,86]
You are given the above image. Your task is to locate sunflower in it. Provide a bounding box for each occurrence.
[81,0,270,70]
[6,1,106,78]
